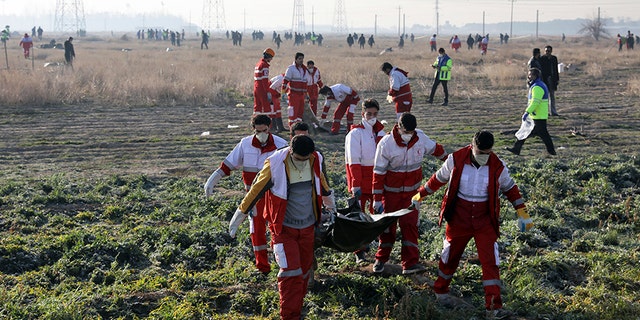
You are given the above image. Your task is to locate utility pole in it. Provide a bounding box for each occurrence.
[397,6,401,36]
[536,10,539,40]
[374,14,377,36]
[435,0,439,35]
[311,6,314,33]
[483,11,485,35]
[403,14,405,37]
[509,0,515,37]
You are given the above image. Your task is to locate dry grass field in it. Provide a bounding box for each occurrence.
[1,33,638,179]
[0,33,639,319]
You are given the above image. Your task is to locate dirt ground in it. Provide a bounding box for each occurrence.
[1,39,638,182]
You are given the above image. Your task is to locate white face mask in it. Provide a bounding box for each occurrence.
[365,117,377,126]
[256,132,269,144]
[401,133,413,143]
[473,152,490,166]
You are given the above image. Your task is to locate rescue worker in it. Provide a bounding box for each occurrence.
[319,84,360,135]
[372,113,447,275]
[345,99,386,263]
[19,33,33,59]
[429,34,437,52]
[381,62,413,122]
[254,48,275,116]
[305,60,324,116]
[230,134,335,320]
[282,52,308,128]
[505,68,557,156]
[411,130,532,319]
[268,73,287,133]
[204,114,288,275]
[428,48,452,106]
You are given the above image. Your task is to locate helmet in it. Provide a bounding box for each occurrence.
[263,48,275,58]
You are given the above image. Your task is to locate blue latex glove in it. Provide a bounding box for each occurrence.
[522,112,529,122]
[373,201,384,214]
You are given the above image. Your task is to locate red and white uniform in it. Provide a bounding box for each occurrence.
[372,125,447,269]
[213,133,288,273]
[321,84,360,134]
[254,58,271,115]
[451,35,461,51]
[19,35,33,59]
[268,74,285,120]
[387,66,413,117]
[416,145,525,311]
[238,148,332,320]
[306,66,323,115]
[283,63,308,127]
[480,37,489,55]
[345,119,385,213]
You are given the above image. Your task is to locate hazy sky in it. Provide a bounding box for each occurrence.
[2,0,638,31]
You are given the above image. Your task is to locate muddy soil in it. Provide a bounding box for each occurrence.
[0,62,638,182]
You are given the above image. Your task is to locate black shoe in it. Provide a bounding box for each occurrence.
[505,147,520,155]
[441,102,448,106]
[427,99,433,104]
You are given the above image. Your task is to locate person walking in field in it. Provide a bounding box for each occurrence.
[201,30,209,49]
[64,37,75,70]
[381,62,413,121]
[204,114,288,275]
[254,48,275,116]
[305,60,323,116]
[540,45,560,116]
[19,33,33,59]
[319,84,360,135]
[344,99,386,263]
[231,134,335,320]
[371,113,447,275]
[411,130,532,319]
[527,48,542,72]
[268,73,287,133]
[505,68,557,156]
[429,34,437,52]
[283,52,308,128]
[428,48,452,106]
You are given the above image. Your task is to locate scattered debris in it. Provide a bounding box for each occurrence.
[379,47,393,55]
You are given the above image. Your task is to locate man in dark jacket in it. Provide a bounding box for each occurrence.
[540,45,560,116]
[64,37,75,70]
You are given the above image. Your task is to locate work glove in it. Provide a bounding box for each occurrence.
[351,187,362,199]
[267,92,272,103]
[410,193,423,212]
[322,191,336,214]
[229,208,248,238]
[386,95,394,103]
[204,170,224,197]
[516,207,534,232]
[522,112,529,122]
[373,201,384,214]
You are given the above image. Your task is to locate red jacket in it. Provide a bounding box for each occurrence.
[419,145,525,235]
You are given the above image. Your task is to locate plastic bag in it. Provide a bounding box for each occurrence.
[515,118,534,140]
